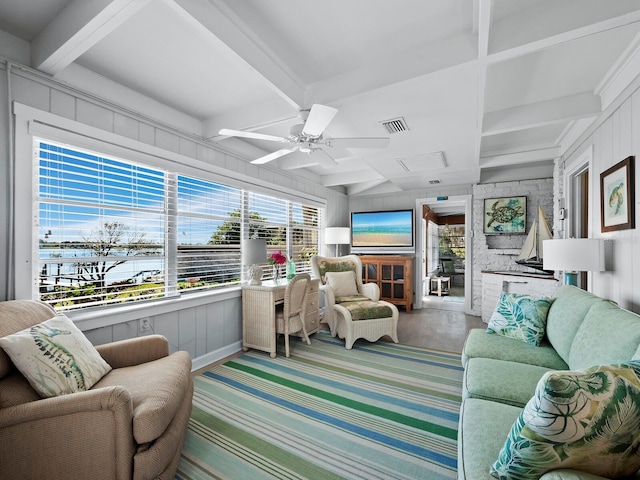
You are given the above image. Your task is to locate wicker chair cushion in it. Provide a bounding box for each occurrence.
[339,300,393,321]
[315,258,358,283]
[335,294,369,303]
[325,271,359,297]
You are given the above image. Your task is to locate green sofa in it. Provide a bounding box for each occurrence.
[458,285,640,480]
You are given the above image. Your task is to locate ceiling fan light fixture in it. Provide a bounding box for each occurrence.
[299,142,314,153]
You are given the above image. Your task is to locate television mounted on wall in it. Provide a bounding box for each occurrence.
[350,209,415,254]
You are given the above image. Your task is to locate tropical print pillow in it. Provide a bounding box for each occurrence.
[490,362,640,480]
[315,258,357,284]
[0,314,112,398]
[486,292,552,346]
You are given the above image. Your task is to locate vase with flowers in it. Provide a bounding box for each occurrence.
[268,250,287,284]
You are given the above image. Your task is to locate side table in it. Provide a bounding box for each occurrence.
[429,276,450,296]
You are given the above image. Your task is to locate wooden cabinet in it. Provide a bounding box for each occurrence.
[482,271,559,323]
[358,255,414,312]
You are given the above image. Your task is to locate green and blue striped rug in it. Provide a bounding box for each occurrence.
[177,331,463,479]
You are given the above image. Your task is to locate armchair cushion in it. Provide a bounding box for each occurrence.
[0,314,111,398]
[339,299,394,321]
[325,270,359,297]
[314,257,358,283]
[93,350,192,444]
[335,294,369,303]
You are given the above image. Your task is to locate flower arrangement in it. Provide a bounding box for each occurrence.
[268,251,287,266]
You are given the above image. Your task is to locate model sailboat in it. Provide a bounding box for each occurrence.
[515,206,553,272]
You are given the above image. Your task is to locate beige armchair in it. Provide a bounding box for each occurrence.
[0,300,193,480]
[311,255,399,349]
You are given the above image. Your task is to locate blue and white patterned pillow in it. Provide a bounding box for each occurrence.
[487,292,552,346]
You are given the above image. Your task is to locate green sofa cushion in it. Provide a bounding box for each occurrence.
[568,301,640,370]
[546,285,604,364]
[458,398,522,480]
[463,357,552,407]
[462,328,568,370]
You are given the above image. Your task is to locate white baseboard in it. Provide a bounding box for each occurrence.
[191,341,242,372]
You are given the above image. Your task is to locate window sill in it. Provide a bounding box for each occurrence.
[69,286,242,331]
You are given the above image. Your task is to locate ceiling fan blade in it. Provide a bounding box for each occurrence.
[251,148,297,165]
[218,128,289,143]
[324,137,390,149]
[302,104,338,137]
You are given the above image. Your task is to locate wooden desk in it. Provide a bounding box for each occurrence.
[241,279,319,358]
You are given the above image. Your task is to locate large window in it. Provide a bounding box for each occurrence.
[36,140,322,311]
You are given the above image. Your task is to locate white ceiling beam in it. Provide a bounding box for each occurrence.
[321,169,383,187]
[479,147,560,167]
[474,0,492,165]
[482,92,601,136]
[346,180,388,196]
[32,0,151,75]
[173,0,304,110]
[596,30,640,110]
[485,9,640,67]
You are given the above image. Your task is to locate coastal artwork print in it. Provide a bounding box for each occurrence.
[600,156,635,232]
[483,196,526,234]
[351,210,413,247]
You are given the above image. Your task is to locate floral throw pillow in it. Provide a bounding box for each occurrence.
[490,362,640,480]
[486,292,552,346]
[0,314,112,398]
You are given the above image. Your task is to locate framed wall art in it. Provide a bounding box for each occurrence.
[600,156,635,232]
[483,196,527,234]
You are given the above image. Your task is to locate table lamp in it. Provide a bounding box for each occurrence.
[242,238,267,285]
[325,227,350,256]
[542,238,604,287]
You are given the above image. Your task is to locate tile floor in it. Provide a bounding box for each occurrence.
[395,289,485,354]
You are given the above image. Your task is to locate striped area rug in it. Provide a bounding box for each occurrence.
[176,331,463,479]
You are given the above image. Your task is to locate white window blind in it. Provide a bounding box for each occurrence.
[176,175,243,291]
[245,192,321,278]
[38,141,167,311]
[35,139,324,311]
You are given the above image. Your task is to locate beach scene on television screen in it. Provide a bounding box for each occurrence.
[352,211,413,247]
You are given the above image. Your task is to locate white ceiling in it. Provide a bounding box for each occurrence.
[2,0,640,196]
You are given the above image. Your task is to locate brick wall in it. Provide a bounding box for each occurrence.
[471,179,554,315]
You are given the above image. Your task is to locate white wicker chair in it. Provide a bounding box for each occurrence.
[276,273,312,357]
[311,255,399,349]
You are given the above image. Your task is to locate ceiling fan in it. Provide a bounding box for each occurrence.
[219,104,390,165]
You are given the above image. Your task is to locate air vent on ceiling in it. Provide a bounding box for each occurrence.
[429,179,441,184]
[380,117,409,134]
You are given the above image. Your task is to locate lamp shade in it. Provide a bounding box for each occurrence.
[242,238,267,265]
[542,239,604,272]
[325,227,350,245]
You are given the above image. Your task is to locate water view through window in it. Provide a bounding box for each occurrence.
[36,140,322,311]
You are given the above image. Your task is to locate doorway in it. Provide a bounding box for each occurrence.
[414,195,472,313]
[564,146,593,289]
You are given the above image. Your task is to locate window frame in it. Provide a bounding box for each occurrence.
[14,103,326,324]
